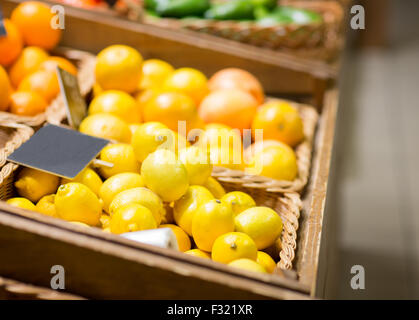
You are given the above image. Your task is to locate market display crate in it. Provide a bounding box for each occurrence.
[0,48,96,128]
[143,0,344,61]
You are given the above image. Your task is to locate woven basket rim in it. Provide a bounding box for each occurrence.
[212,98,319,194]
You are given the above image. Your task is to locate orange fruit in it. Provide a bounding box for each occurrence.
[11,1,62,50]
[9,46,49,88]
[143,92,200,134]
[95,45,143,93]
[9,91,48,116]
[199,89,258,133]
[251,101,304,147]
[164,68,208,105]
[209,68,264,105]
[0,66,12,111]
[159,224,191,252]
[0,19,23,67]
[38,56,78,75]
[18,70,59,103]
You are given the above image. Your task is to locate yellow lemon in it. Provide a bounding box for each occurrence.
[36,194,57,217]
[161,202,175,224]
[164,68,208,105]
[61,167,103,196]
[129,123,142,136]
[245,144,297,181]
[95,45,143,94]
[178,146,212,185]
[198,123,242,151]
[202,177,225,198]
[256,251,276,274]
[173,185,214,236]
[110,203,156,234]
[79,113,131,143]
[99,172,144,213]
[14,168,60,203]
[93,82,103,97]
[221,191,256,217]
[131,121,169,162]
[208,145,244,171]
[6,197,36,211]
[141,149,189,202]
[140,59,174,90]
[98,143,140,179]
[159,224,191,252]
[88,90,142,123]
[228,258,267,273]
[243,140,287,163]
[191,199,234,252]
[212,232,257,264]
[185,249,211,259]
[69,221,90,228]
[100,213,111,229]
[234,207,283,250]
[55,182,102,226]
[109,187,164,225]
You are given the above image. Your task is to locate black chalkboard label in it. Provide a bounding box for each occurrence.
[7,124,109,179]
[56,67,87,129]
[0,7,6,37]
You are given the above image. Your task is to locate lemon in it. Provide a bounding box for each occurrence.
[191,199,234,252]
[185,249,211,259]
[202,177,225,198]
[88,90,142,123]
[131,122,169,162]
[79,113,131,143]
[178,146,212,185]
[228,258,267,273]
[70,221,90,228]
[212,232,257,264]
[100,172,144,213]
[129,124,142,136]
[100,213,111,229]
[14,168,60,203]
[221,191,256,217]
[173,185,214,236]
[98,143,140,179]
[208,145,244,171]
[161,202,175,224]
[110,203,157,234]
[93,82,103,97]
[140,59,174,90]
[55,182,102,226]
[234,207,283,250]
[198,123,242,151]
[6,197,36,211]
[141,149,189,202]
[61,167,103,196]
[36,194,57,217]
[256,251,276,273]
[109,187,164,225]
[245,144,297,181]
[159,224,191,252]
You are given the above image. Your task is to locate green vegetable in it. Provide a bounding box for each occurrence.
[156,0,210,18]
[257,6,322,26]
[144,0,162,11]
[204,0,255,20]
[251,0,276,10]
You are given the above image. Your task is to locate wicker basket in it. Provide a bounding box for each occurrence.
[0,48,96,127]
[212,99,318,195]
[144,0,344,61]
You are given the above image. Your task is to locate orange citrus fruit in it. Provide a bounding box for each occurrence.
[11,1,62,50]
[143,92,200,134]
[164,68,208,105]
[0,66,12,111]
[95,45,143,93]
[159,224,191,252]
[38,56,78,75]
[9,91,48,116]
[0,19,23,67]
[252,101,304,147]
[18,70,59,103]
[9,46,49,88]
[199,89,258,133]
[209,68,264,105]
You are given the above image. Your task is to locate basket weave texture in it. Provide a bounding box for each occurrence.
[0,48,96,127]
[144,0,344,61]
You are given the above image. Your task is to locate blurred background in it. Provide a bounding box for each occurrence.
[332,0,419,299]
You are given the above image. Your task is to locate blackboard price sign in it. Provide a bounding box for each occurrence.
[0,7,7,37]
